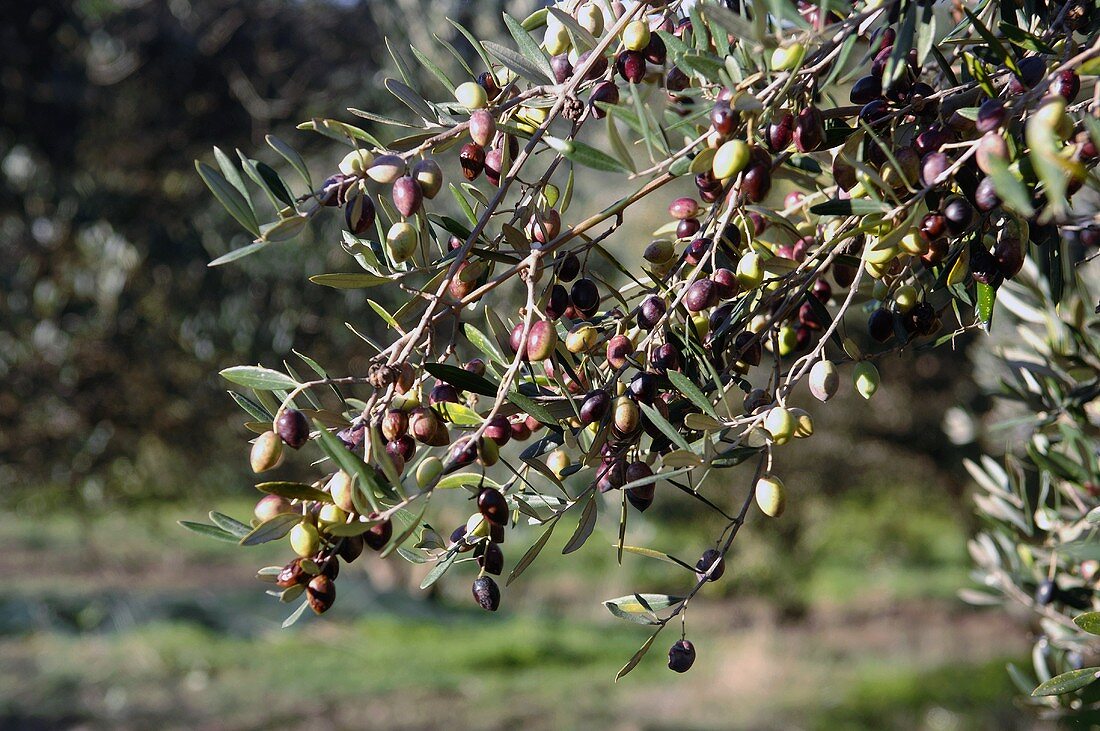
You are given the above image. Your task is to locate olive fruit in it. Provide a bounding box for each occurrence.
[579,389,612,425]
[741,164,771,202]
[850,75,882,105]
[1035,579,1056,606]
[483,415,512,446]
[793,106,825,152]
[289,522,320,558]
[596,458,627,492]
[771,42,805,71]
[344,190,376,235]
[766,112,794,151]
[637,295,666,330]
[566,324,599,353]
[668,197,700,220]
[975,99,1006,133]
[477,487,509,526]
[339,148,373,176]
[616,51,647,83]
[250,431,284,473]
[853,361,880,399]
[612,397,640,435]
[415,456,443,488]
[712,139,750,180]
[276,409,310,449]
[668,640,697,673]
[276,558,309,588]
[685,279,717,312]
[558,252,581,281]
[868,308,895,343]
[588,80,619,116]
[755,475,786,517]
[570,278,600,313]
[459,142,486,181]
[1009,56,1045,94]
[254,494,292,522]
[764,406,796,445]
[455,80,488,109]
[477,542,505,576]
[410,157,443,199]
[386,221,418,264]
[622,19,650,51]
[472,576,501,611]
[628,372,658,404]
[1052,70,1081,100]
[551,53,573,83]
[364,515,393,551]
[942,196,974,235]
[469,109,496,147]
[627,483,655,512]
[306,574,336,614]
[736,251,764,289]
[606,334,634,368]
[392,176,423,218]
[695,549,725,582]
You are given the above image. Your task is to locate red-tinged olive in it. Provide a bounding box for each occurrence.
[477,542,504,575]
[833,262,857,287]
[477,71,499,98]
[850,75,882,105]
[669,197,700,220]
[1051,69,1080,100]
[665,66,689,92]
[668,640,696,673]
[868,308,895,342]
[387,434,415,462]
[914,125,954,155]
[464,358,487,377]
[628,372,658,404]
[921,237,948,266]
[712,268,738,299]
[616,50,647,83]
[695,548,725,582]
[409,406,441,445]
[344,191,376,236]
[509,417,532,442]
[596,458,626,492]
[484,148,503,187]
[626,483,655,512]
[942,196,974,235]
[1009,56,1045,94]
[477,487,509,526]
[551,53,573,83]
[276,558,308,588]
[975,99,1006,133]
[676,217,701,238]
[382,409,408,440]
[577,50,609,81]
[570,278,600,313]
[871,45,891,77]
[307,575,335,614]
[472,576,501,611]
[878,27,896,52]
[338,535,365,563]
[684,237,710,266]
[766,111,794,152]
[741,165,771,203]
[459,142,486,180]
[711,101,736,136]
[606,334,634,369]
[685,279,717,312]
[920,212,947,241]
[529,209,561,244]
[969,245,1003,287]
[644,32,666,65]
[710,302,735,334]
[920,152,949,187]
[364,514,393,551]
[858,99,890,125]
[558,252,581,282]
[734,331,762,366]
[994,236,1025,279]
[625,461,653,486]
[392,176,423,218]
[651,342,680,373]
[254,494,292,522]
[484,415,512,445]
[974,177,1000,212]
[588,80,619,117]
[579,389,612,425]
[429,383,460,406]
[637,295,666,331]
[1080,227,1100,248]
[813,278,832,302]
[469,109,496,147]
[276,409,310,449]
[526,320,557,361]
[446,437,479,474]
[793,106,825,152]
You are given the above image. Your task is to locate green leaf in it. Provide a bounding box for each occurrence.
[998,23,1055,53]
[809,199,890,216]
[447,19,495,77]
[218,364,299,393]
[1074,612,1100,635]
[309,273,391,289]
[546,7,597,51]
[463,323,508,366]
[483,40,552,84]
[209,241,268,267]
[297,118,382,147]
[639,403,691,451]
[606,115,635,174]
[544,136,629,174]
[984,155,1035,217]
[962,8,1021,78]
[259,216,308,243]
[562,496,597,554]
[239,513,301,546]
[1031,667,1100,697]
[423,362,500,396]
[420,550,458,589]
[506,518,557,585]
[615,627,662,681]
[266,134,312,188]
[256,481,332,502]
[502,12,555,82]
[238,153,295,209]
[410,44,454,92]
[976,282,996,332]
[605,593,684,615]
[195,161,260,236]
[619,545,690,568]
[178,520,238,543]
[281,598,310,628]
[666,371,718,419]
[213,146,252,205]
[507,391,558,427]
[220,366,298,391]
[384,78,438,123]
[209,511,251,538]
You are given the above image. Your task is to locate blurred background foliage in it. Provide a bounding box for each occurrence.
[0,0,1047,728]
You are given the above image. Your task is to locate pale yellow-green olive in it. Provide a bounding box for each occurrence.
[763,406,796,445]
[328,470,355,512]
[577,2,605,36]
[415,456,443,488]
[339,149,374,176]
[771,43,805,71]
[289,522,320,558]
[622,20,650,51]
[854,361,880,399]
[893,284,918,313]
[712,139,750,180]
[755,475,786,517]
[386,221,418,263]
[454,81,488,110]
[736,251,764,289]
[807,359,839,402]
[544,23,571,56]
[250,430,284,473]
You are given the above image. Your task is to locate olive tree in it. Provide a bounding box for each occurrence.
[186,0,1100,690]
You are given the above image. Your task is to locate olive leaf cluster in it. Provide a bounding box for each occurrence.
[185,0,1100,679]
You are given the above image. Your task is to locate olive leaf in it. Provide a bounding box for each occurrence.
[256,481,331,502]
[562,495,597,554]
[239,513,302,546]
[178,520,239,543]
[1031,667,1100,697]
[220,366,299,391]
[195,161,260,237]
[423,362,500,396]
